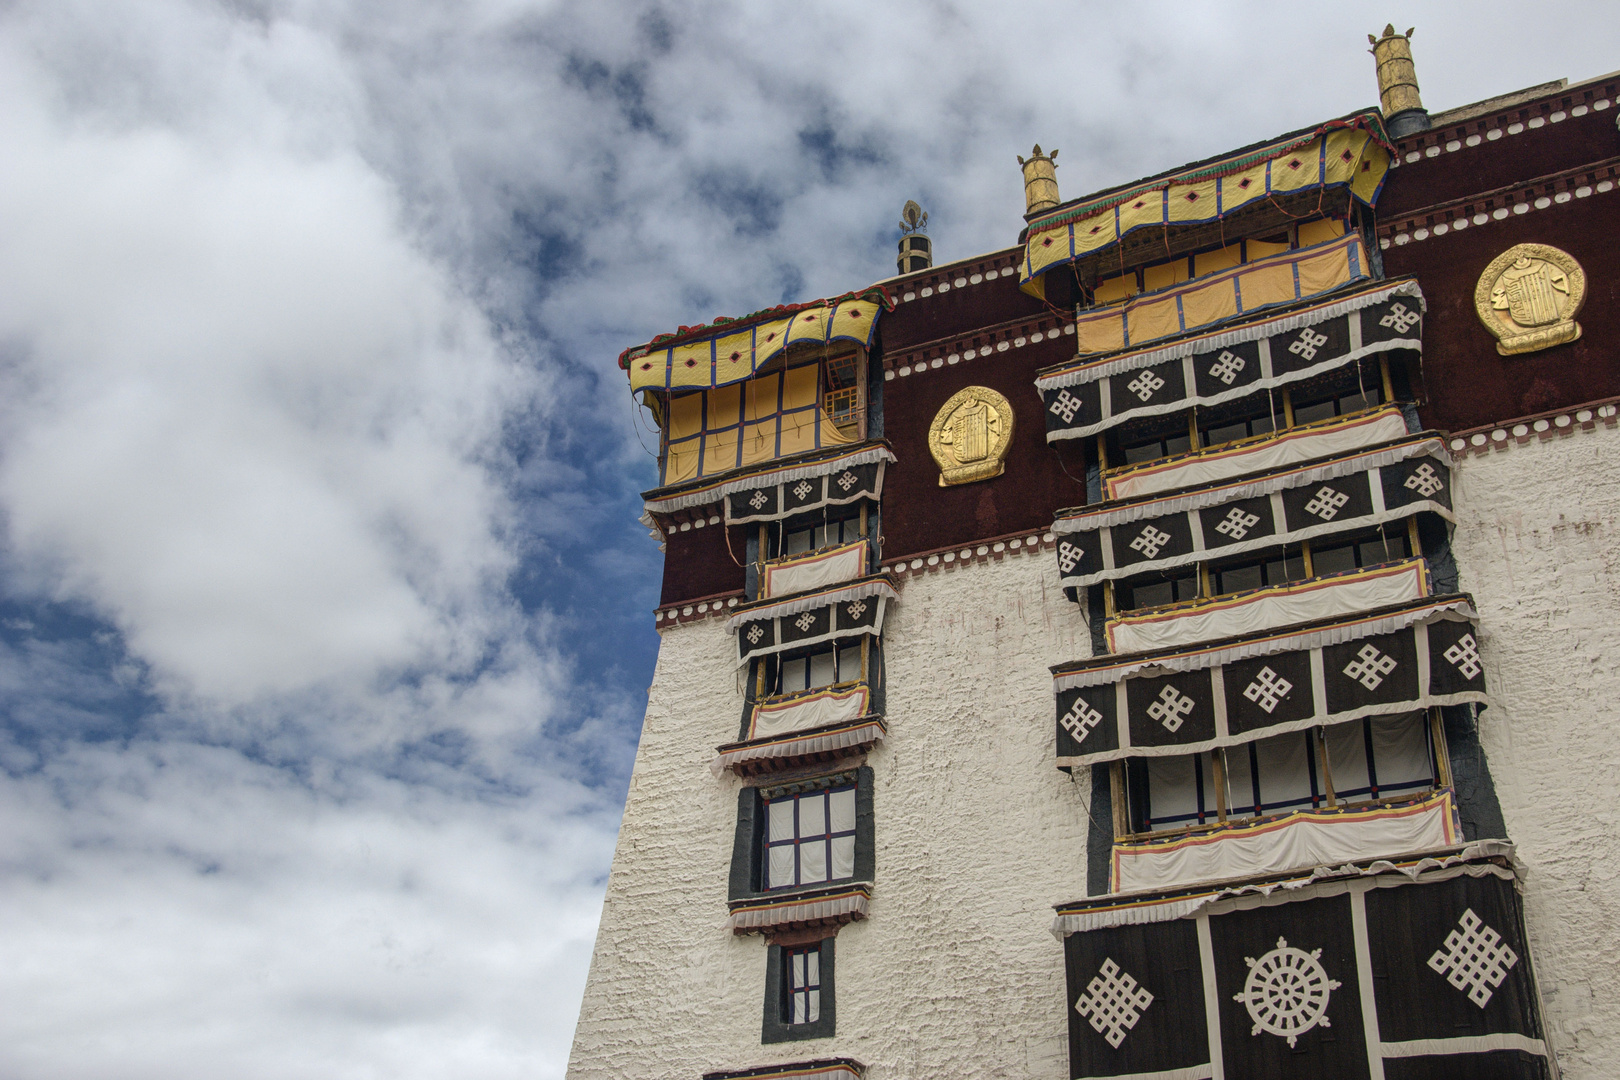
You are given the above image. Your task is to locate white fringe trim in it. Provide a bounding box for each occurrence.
[727,580,897,630]
[1052,599,1475,690]
[1052,438,1447,532]
[1051,840,1514,937]
[710,722,886,776]
[1036,280,1425,390]
[727,889,871,930]
[645,447,896,516]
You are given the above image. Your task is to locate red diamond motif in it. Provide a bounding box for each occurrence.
[1185,191,1199,202]
[849,308,862,317]
[1133,200,1145,209]
[1090,225,1103,234]
[1341,149,1355,162]
[765,332,777,342]
[1043,237,1055,247]
[1238,178,1253,189]
[684,359,697,367]
[1287,159,1302,170]
[729,351,742,362]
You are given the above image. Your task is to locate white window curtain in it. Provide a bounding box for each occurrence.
[766,787,857,889]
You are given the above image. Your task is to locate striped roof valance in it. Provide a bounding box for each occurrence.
[1019,111,1392,295]
[622,288,891,395]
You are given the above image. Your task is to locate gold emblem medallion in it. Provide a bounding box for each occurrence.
[1474,243,1586,356]
[928,386,1014,486]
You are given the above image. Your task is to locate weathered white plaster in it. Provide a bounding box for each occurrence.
[567,553,1092,1079]
[1450,425,1620,1079]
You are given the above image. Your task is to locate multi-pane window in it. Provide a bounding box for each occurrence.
[783,945,822,1025]
[1118,573,1199,612]
[765,785,857,889]
[1307,527,1412,577]
[824,353,860,436]
[1137,714,1438,832]
[782,510,863,555]
[1207,548,1308,596]
[776,643,864,694]
[1292,386,1381,426]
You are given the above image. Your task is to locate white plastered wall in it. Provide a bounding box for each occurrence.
[1449,424,1620,1079]
[566,551,1093,1079]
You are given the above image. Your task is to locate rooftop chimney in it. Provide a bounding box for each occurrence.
[897,200,932,274]
[1018,145,1060,218]
[1369,25,1430,138]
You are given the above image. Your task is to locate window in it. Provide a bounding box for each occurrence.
[824,353,860,436]
[1306,527,1411,577]
[1117,573,1198,612]
[730,767,874,904]
[1207,547,1307,596]
[777,643,864,694]
[762,936,836,1043]
[1085,217,1346,309]
[1292,386,1380,426]
[765,785,857,889]
[1128,713,1439,834]
[781,509,864,555]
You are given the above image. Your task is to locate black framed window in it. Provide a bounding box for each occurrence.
[770,641,864,695]
[762,936,836,1043]
[1115,572,1198,612]
[1207,546,1307,596]
[780,507,864,556]
[730,767,875,903]
[1307,526,1412,577]
[765,784,857,889]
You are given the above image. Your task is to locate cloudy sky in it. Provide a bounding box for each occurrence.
[0,2,1613,1077]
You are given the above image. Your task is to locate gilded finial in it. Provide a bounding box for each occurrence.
[899,200,929,235]
[1018,145,1061,218]
[1368,24,1428,136]
[896,200,933,273]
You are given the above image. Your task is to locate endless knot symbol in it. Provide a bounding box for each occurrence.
[1049,389,1084,423]
[791,480,815,501]
[1428,908,1519,1008]
[1289,328,1329,361]
[1209,350,1247,385]
[1404,463,1445,498]
[1234,937,1342,1048]
[1380,302,1421,334]
[1146,685,1196,732]
[793,612,816,632]
[1444,633,1482,679]
[1057,541,1084,574]
[835,470,859,492]
[845,600,867,619]
[1075,958,1154,1049]
[748,490,770,510]
[745,624,765,645]
[1059,696,1105,744]
[1303,486,1351,521]
[1243,667,1294,714]
[1215,507,1261,540]
[1126,370,1165,402]
[1129,525,1172,560]
[1343,644,1398,690]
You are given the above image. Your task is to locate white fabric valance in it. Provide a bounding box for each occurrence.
[763,541,869,599]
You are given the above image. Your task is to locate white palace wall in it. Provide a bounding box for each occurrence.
[567,548,1093,1079]
[1449,422,1620,1079]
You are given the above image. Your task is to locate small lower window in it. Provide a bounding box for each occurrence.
[762,936,836,1043]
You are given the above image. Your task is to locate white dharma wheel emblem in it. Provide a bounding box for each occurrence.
[1233,937,1342,1048]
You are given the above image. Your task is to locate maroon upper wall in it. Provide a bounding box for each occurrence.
[659,518,746,606]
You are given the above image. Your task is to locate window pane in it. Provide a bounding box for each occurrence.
[1222,746,1257,820]
[1164,434,1191,457]
[786,528,813,554]
[830,835,855,880]
[800,839,828,882]
[828,788,856,832]
[1252,731,1316,813]
[1132,581,1173,609]
[1146,754,1205,827]
[1370,712,1434,795]
[1311,543,1357,576]
[806,950,819,984]
[837,644,862,682]
[1219,564,1262,594]
[792,993,807,1025]
[1251,412,1276,435]
[808,650,836,689]
[792,952,805,986]
[806,989,820,1023]
[1206,422,1249,445]
[1358,539,1396,566]
[1123,442,1161,465]
[768,799,795,842]
[1294,400,1335,424]
[799,793,826,837]
[781,657,808,692]
[1325,719,1372,801]
[768,843,796,888]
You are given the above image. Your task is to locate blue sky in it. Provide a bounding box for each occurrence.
[0,2,1614,1077]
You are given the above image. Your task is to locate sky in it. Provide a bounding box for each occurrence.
[0,2,1614,1077]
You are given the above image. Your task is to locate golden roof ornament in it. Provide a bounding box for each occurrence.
[1475,244,1586,355]
[928,386,1014,486]
[1018,145,1060,218]
[896,200,932,274]
[1368,25,1429,137]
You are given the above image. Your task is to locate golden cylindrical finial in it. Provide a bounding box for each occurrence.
[1018,145,1060,217]
[1369,25,1425,122]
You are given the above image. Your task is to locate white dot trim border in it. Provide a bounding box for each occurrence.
[1448,401,1620,458]
[1379,166,1617,251]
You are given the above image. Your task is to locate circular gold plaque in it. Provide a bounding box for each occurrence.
[1474,243,1586,356]
[928,385,1014,486]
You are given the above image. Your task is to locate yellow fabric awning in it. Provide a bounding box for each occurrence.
[1020,111,1392,297]
[623,288,890,395]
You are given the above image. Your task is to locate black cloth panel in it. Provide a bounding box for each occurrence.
[1426,619,1486,696]
[782,474,826,513]
[1210,892,1371,1080]
[1281,472,1375,531]
[1224,648,1317,734]
[1200,494,1280,551]
[1056,685,1120,758]
[1043,379,1104,434]
[1323,628,1420,714]
[1359,296,1423,345]
[779,606,830,644]
[834,596,880,632]
[739,618,776,658]
[1111,512,1196,569]
[1125,670,1217,749]
[1380,455,1452,512]
[1192,338,1265,397]
[1382,1050,1547,1080]
[1065,917,1209,1078]
[1057,535,1105,581]
[1109,358,1187,416]
[1366,872,1541,1046]
[1269,314,1353,377]
[730,485,779,519]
